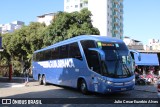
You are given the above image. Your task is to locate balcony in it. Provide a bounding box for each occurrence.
[113,11,120,19]
[113,4,120,11]
[113,26,120,32]
[113,18,120,25]
[114,0,120,5]
[113,33,120,38]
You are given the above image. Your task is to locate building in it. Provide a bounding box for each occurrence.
[64,0,88,13]
[37,13,56,26]
[64,0,123,39]
[0,21,24,34]
[123,36,144,50]
[144,39,160,51]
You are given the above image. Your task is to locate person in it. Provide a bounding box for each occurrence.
[158,69,160,80]
[23,65,30,86]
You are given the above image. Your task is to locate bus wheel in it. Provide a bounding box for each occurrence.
[38,75,43,85]
[80,79,88,95]
[42,75,47,85]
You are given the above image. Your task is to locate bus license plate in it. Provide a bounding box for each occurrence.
[121,88,126,91]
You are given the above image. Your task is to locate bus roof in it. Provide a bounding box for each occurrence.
[34,35,124,53]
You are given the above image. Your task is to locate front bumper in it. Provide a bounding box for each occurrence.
[104,83,135,93]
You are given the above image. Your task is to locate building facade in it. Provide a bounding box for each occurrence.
[0,21,24,34]
[37,13,56,26]
[64,0,123,39]
[123,36,144,50]
[144,39,160,51]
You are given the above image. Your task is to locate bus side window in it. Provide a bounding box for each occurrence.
[59,45,69,59]
[44,50,52,60]
[51,47,59,60]
[69,42,82,60]
[81,40,101,74]
[39,52,44,61]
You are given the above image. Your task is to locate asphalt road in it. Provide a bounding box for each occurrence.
[0,81,159,107]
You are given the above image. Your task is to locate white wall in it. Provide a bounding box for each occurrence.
[37,15,54,26]
[64,0,82,13]
[88,0,108,36]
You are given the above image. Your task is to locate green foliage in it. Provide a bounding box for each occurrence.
[1,9,100,74]
[46,8,100,44]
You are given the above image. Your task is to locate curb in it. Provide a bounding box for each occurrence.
[0,77,34,83]
[134,89,157,93]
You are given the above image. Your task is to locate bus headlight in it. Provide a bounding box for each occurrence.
[132,78,135,82]
[106,81,113,85]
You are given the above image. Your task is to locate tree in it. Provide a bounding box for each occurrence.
[46,8,100,44]
[2,22,46,73]
[24,22,46,61]
[1,33,12,65]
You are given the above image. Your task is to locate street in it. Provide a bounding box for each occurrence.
[0,80,159,107]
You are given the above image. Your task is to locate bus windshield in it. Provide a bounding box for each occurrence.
[97,42,133,78]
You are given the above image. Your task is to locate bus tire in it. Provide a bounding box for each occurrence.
[42,75,47,85]
[80,79,89,95]
[38,75,43,85]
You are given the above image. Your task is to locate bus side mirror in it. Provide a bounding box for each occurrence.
[129,49,141,61]
[88,48,105,61]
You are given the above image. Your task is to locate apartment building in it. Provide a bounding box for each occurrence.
[64,0,123,39]
[144,39,160,50]
[37,13,56,26]
[0,21,24,34]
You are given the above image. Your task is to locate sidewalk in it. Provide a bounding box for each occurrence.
[0,77,34,83]
[134,84,157,93]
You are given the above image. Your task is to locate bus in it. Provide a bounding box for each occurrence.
[32,35,137,94]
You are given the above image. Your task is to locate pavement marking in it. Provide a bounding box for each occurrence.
[11,84,25,88]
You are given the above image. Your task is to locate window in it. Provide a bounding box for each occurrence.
[69,42,82,60]
[38,52,44,61]
[110,15,112,18]
[51,47,59,60]
[110,7,112,11]
[81,40,100,73]
[66,6,69,9]
[80,3,83,8]
[44,50,51,60]
[59,45,69,59]
[75,5,78,8]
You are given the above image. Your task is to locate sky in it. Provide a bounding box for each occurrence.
[0,0,160,45]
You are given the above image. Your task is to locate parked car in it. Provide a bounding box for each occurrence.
[157,80,160,98]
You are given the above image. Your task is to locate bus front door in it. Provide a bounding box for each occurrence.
[89,51,102,92]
